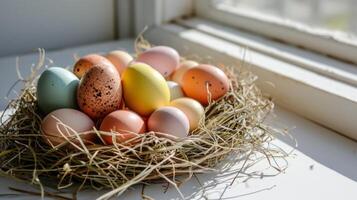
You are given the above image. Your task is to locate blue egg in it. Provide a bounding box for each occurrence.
[37,67,79,114]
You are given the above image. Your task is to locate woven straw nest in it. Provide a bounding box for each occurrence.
[0,38,289,200]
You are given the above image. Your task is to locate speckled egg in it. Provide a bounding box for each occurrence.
[148,106,189,138]
[37,67,79,115]
[136,46,180,77]
[77,64,122,119]
[167,81,184,101]
[73,54,113,78]
[171,60,198,84]
[105,50,133,75]
[41,108,95,147]
[100,110,146,144]
[181,64,229,105]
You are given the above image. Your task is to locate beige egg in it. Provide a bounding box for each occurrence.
[170,98,204,131]
[167,81,184,101]
[148,106,189,138]
[105,50,133,75]
[41,108,95,147]
[171,60,198,84]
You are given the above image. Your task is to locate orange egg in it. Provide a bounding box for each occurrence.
[41,108,95,147]
[73,54,113,78]
[77,64,122,119]
[181,64,229,105]
[171,60,198,84]
[105,50,133,75]
[100,110,146,144]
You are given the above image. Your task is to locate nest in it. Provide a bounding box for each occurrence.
[0,38,289,200]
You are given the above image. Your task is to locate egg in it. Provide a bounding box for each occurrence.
[148,106,189,138]
[122,63,170,116]
[41,108,95,146]
[77,64,122,119]
[73,54,113,78]
[171,60,198,84]
[170,98,204,131]
[100,110,146,144]
[105,50,133,75]
[181,64,229,105]
[167,81,184,101]
[37,67,79,115]
[136,46,180,77]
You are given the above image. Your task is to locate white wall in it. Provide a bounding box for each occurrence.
[0,0,116,57]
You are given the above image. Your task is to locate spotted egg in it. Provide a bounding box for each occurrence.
[181,64,229,105]
[77,64,122,119]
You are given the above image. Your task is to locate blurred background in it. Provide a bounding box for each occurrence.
[216,0,357,35]
[1,0,356,58]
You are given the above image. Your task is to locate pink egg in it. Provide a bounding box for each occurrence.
[41,108,95,146]
[136,46,180,77]
[148,106,189,138]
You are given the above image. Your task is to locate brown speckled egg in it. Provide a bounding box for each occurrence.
[181,64,229,105]
[73,54,113,78]
[77,64,122,119]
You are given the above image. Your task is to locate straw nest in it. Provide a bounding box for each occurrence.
[0,38,289,199]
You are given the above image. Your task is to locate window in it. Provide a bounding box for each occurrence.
[139,0,357,140]
[195,0,357,65]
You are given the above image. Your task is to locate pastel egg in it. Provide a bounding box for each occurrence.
[122,63,170,116]
[105,50,133,75]
[77,64,122,119]
[167,81,184,101]
[73,54,113,78]
[41,108,95,146]
[181,64,229,105]
[136,46,180,77]
[37,67,79,115]
[100,110,146,144]
[171,60,198,84]
[170,98,204,131]
[148,106,189,138]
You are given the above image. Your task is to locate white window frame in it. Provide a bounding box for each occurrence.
[118,0,357,140]
[195,0,357,65]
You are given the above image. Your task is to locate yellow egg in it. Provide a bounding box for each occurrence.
[170,97,204,131]
[122,63,170,116]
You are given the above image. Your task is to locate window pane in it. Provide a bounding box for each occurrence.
[215,0,357,37]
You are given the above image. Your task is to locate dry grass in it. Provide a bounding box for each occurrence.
[0,39,290,200]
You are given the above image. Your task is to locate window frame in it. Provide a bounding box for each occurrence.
[118,0,357,140]
[195,0,357,65]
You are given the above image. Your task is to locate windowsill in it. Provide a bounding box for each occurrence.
[144,20,357,140]
[0,39,356,199]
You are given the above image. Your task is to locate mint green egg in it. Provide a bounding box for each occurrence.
[37,67,79,114]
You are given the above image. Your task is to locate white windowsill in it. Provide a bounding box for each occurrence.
[143,21,357,141]
[0,39,356,199]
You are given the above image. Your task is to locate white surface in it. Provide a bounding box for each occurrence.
[0,0,115,57]
[0,39,356,200]
[144,23,357,140]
